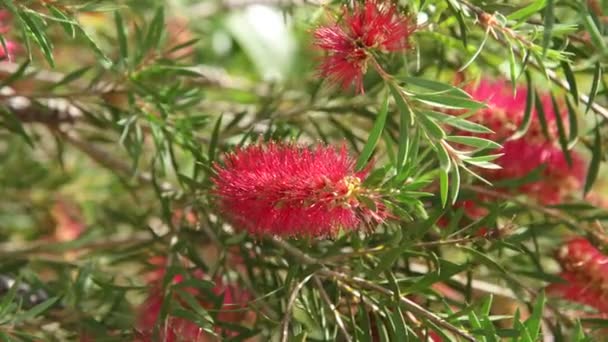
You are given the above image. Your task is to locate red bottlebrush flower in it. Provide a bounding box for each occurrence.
[136,258,252,341]
[547,238,608,313]
[463,78,565,143]
[135,290,207,342]
[483,140,585,205]
[453,78,586,204]
[313,0,416,93]
[0,10,18,60]
[212,142,386,238]
[0,40,17,60]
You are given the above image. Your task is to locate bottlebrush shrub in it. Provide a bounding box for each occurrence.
[1,0,608,341]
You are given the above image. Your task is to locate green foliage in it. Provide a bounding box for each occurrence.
[0,0,606,341]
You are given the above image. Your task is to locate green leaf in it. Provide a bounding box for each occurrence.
[402,76,471,98]
[510,73,534,140]
[18,10,54,67]
[446,0,468,47]
[462,154,503,163]
[48,66,90,90]
[446,136,501,150]
[461,246,507,274]
[585,62,601,114]
[551,94,572,166]
[47,5,75,38]
[356,94,389,171]
[76,25,110,63]
[14,296,60,323]
[356,301,373,342]
[439,169,449,207]
[144,7,165,52]
[405,260,468,293]
[542,0,554,56]
[414,94,484,110]
[418,114,446,140]
[508,0,547,21]
[0,276,21,319]
[390,306,409,341]
[114,11,129,60]
[580,318,608,329]
[564,95,578,148]
[389,83,412,171]
[459,29,488,72]
[584,123,601,195]
[424,110,493,134]
[462,153,503,169]
[581,9,608,55]
[533,90,550,139]
[436,142,451,172]
[450,163,461,204]
[508,45,517,87]
[371,247,404,277]
[524,291,546,341]
[561,61,578,105]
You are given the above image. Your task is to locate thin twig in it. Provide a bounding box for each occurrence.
[313,276,353,342]
[326,236,481,262]
[270,237,478,342]
[0,233,160,258]
[57,129,175,192]
[462,184,608,244]
[454,0,608,120]
[280,273,315,342]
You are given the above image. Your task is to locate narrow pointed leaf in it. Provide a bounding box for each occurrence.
[561,61,578,105]
[356,94,389,171]
[585,62,601,114]
[389,83,412,171]
[584,123,601,195]
[551,94,572,165]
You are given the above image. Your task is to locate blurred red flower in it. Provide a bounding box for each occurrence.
[484,140,585,205]
[212,142,386,237]
[458,78,585,204]
[0,10,18,60]
[547,238,608,313]
[135,257,252,342]
[463,78,565,143]
[313,0,416,93]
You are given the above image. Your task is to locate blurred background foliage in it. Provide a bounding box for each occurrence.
[0,0,607,341]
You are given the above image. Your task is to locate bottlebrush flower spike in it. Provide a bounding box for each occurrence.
[547,238,608,313]
[313,0,416,93]
[455,78,586,204]
[212,141,387,238]
[463,78,566,142]
[484,140,585,205]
